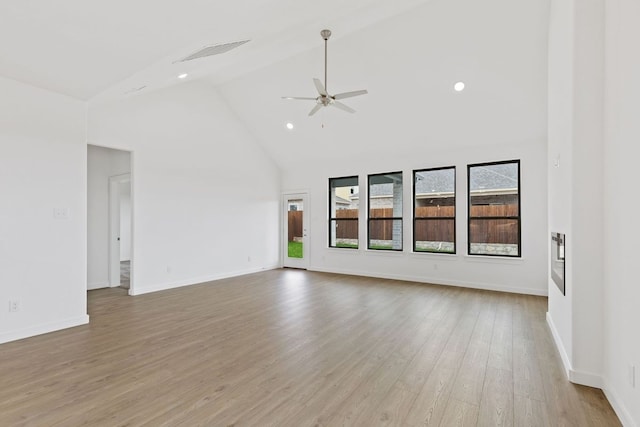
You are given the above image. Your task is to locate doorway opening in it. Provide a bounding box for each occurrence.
[87,145,133,293]
[109,173,132,289]
[283,192,309,269]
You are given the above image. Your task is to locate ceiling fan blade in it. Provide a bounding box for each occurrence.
[313,78,328,96]
[333,90,368,100]
[308,104,323,116]
[332,101,356,113]
[282,96,317,101]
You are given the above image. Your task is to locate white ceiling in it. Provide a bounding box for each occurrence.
[219,0,550,169]
[2,0,550,170]
[0,0,430,100]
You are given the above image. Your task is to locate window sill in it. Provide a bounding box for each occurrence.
[364,249,405,257]
[464,255,525,264]
[326,247,362,253]
[410,252,459,261]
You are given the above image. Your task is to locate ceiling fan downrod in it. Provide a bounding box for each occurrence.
[321,29,331,94]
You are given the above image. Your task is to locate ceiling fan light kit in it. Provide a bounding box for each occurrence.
[282,29,368,116]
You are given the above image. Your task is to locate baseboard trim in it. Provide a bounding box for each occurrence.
[309,265,548,296]
[130,264,280,296]
[546,312,572,378]
[0,314,90,345]
[545,312,605,389]
[569,370,604,389]
[603,381,637,427]
[87,281,109,290]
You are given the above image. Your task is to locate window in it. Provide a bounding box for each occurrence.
[413,167,456,253]
[329,176,359,248]
[468,160,521,257]
[368,172,403,250]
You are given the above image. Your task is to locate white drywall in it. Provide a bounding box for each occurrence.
[0,76,88,344]
[218,0,549,296]
[88,81,280,295]
[548,0,640,423]
[570,0,605,386]
[547,0,605,388]
[213,0,551,296]
[546,0,575,375]
[603,0,640,423]
[282,140,548,295]
[87,145,130,289]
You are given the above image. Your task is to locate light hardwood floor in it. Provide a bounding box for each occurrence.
[0,269,620,426]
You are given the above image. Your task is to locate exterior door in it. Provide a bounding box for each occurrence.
[283,193,309,269]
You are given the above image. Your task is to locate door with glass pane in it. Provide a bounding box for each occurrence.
[283,193,309,269]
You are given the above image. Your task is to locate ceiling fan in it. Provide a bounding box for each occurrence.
[282,29,368,116]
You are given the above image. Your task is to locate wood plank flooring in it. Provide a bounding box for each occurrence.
[0,269,621,426]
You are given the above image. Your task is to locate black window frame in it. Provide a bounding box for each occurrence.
[413,166,456,254]
[467,159,521,257]
[367,171,403,251]
[328,176,359,249]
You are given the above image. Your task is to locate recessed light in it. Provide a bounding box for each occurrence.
[286,122,294,130]
[454,82,465,92]
[178,73,189,79]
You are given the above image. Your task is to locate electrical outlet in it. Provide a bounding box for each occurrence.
[8,299,21,313]
[166,265,171,274]
[247,256,251,262]
[53,207,69,220]
[630,364,636,388]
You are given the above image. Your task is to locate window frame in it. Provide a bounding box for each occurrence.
[328,176,359,249]
[467,159,521,258]
[367,171,403,251]
[412,166,456,254]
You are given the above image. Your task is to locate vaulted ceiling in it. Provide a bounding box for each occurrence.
[218,0,550,168]
[0,0,430,100]
[2,0,550,169]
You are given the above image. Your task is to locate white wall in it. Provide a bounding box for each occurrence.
[570,0,605,386]
[87,145,130,289]
[548,0,639,424]
[603,0,640,424]
[0,76,88,344]
[546,0,575,370]
[282,140,548,295]
[547,0,605,388]
[88,81,280,295]
[219,0,549,296]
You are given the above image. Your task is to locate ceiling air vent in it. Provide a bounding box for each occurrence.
[177,40,250,62]
[124,85,147,95]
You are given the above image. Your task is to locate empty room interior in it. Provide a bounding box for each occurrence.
[0,0,638,425]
